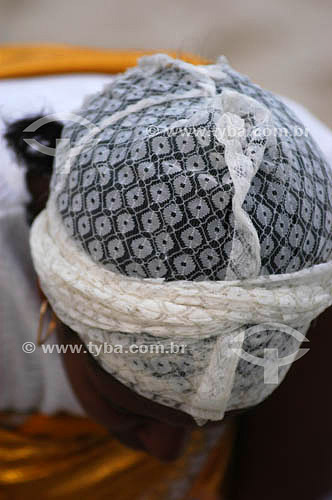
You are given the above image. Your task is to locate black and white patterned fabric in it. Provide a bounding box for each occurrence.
[55,57,332,282]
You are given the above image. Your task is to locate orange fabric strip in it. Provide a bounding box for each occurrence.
[0,412,207,499]
[0,44,208,79]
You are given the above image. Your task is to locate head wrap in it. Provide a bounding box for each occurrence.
[30,54,332,424]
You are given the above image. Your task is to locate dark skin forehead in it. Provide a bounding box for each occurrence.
[55,318,244,460]
[56,321,195,427]
[55,321,194,459]
[56,320,239,428]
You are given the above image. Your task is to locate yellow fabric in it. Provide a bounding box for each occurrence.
[0,413,234,500]
[0,44,208,79]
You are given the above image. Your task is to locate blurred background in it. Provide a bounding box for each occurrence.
[1,0,331,126]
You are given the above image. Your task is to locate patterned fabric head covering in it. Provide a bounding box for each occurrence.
[30,54,332,423]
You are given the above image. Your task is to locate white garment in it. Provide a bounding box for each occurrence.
[0,73,331,414]
[0,74,111,415]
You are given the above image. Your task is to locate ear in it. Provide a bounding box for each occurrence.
[4,116,63,224]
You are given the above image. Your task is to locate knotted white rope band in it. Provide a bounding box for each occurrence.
[31,201,332,338]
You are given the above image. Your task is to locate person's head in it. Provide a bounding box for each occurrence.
[7,54,332,460]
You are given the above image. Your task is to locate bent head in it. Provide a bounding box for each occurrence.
[7,54,332,460]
